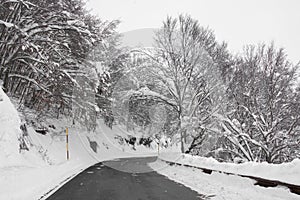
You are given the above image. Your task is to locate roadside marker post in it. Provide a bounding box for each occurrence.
[66,128,69,160]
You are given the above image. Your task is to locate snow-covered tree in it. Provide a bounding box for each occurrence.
[221,43,300,163]
[0,0,120,129]
[90,31,130,128]
[112,15,229,152]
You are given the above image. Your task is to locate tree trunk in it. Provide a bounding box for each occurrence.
[0,66,4,80]
[180,130,184,153]
[178,119,184,153]
[3,68,9,92]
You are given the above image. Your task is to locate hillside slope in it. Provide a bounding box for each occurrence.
[0,87,158,200]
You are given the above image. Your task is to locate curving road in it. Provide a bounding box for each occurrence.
[46,157,204,200]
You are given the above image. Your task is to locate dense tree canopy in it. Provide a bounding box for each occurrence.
[0,0,122,129]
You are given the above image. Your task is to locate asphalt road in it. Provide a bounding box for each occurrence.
[46,157,204,200]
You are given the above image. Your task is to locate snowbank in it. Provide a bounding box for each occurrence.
[149,159,300,200]
[158,153,300,186]
[0,87,27,167]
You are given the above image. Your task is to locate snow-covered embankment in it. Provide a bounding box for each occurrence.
[0,87,155,200]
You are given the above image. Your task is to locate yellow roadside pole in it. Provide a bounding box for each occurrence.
[158,142,160,155]
[66,128,69,160]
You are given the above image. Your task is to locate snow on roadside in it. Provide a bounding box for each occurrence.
[0,87,94,200]
[0,122,156,200]
[0,87,157,200]
[158,153,300,185]
[149,159,300,200]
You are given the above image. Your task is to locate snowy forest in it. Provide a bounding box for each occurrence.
[0,0,299,165]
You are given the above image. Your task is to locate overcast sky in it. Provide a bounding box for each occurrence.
[86,0,300,64]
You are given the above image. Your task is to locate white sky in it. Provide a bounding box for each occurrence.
[86,0,300,64]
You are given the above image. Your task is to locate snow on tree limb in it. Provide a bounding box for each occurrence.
[8,74,52,95]
[0,20,15,28]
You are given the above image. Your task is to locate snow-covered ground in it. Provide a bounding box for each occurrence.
[0,87,157,200]
[157,153,300,185]
[149,159,300,200]
[149,152,300,199]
